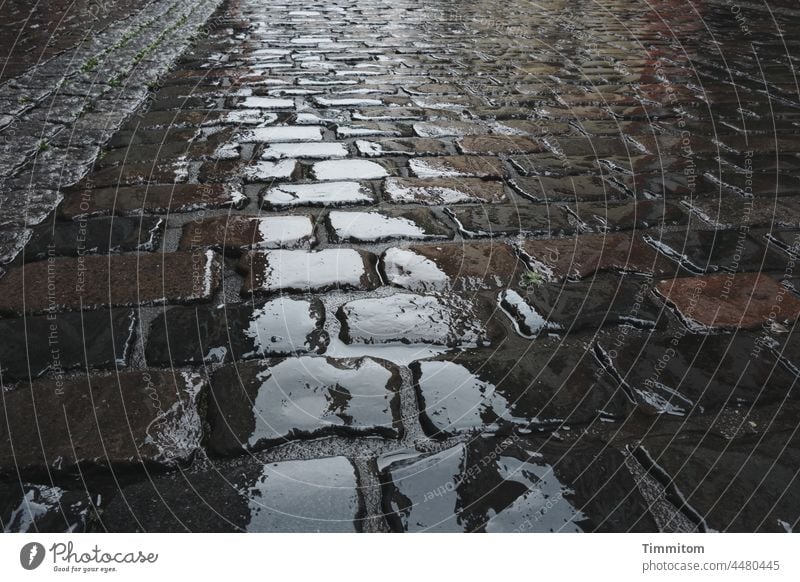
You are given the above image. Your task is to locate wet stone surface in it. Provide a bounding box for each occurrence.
[0,309,136,382]
[240,249,379,295]
[207,357,401,455]
[412,337,629,437]
[102,456,363,532]
[2,0,800,532]
[595,330,798,416]
[1,482,96,533]
[0,371,204,478]
[145,298,328,365]
[381,436,658,532]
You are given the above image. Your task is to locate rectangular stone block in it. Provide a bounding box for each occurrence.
[239,249,379,295]
[0,251,222,315]
[0,371,204,477]
[207,357,401,455]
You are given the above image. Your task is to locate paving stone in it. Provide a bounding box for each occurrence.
[626,431,800,532]
[261,142,348,159]
[687,196,800,229]
[597,329,799,416]
[179,214,315,254]
[261,181,374,208]
[23,216,164,261]
[382,242,523,292]
[207,357,401,455]
[102,456,363,532]
[239,248,379,295]
[654,273,800,331]
[355,137,449,157]
[446,204,574,238]
[327,209,450,242]
[381,436,658,532]
[0,370,204,478]
[311,159,389,180]
[145,298,327,366]
[74,161,189,189]
[509,175,628,202]
[60,184,246,218]
[647,229,789,274]
[501,273,664,337]
[412,338,627,437]
[239,125,321,143]
[0,309,136,382]
[0,483,95,533]
[335,123,403,138]
[408,155,505,178]
[521,233,677,281]
[572,200,688,232]
[353,107,425,121]
[457,135,545,154]
[242,159,298,182]
[384,177,506,204]
[412,121,487,137]
[337,293,493,348]
[0,251,222,315]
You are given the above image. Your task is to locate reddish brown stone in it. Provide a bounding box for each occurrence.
[457,135,545,155]
[60,184,246,219]
[179,215,315,254]
[401,242,525,291]
[0,371,204,476]
[0,251,222,315]
[655,273,800,330]
[239,249,380,296]
[521,233,676,280]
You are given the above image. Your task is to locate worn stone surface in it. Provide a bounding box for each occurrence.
[0,251,222,315]
[239,249,379,295]
[408,156,506,178]
[521,233,677,281]
[0,482,95,533]
[102,456,363,532]
[447,204,574,238]
[412,337,628,437]
[208,357,401,455]
[145,298,327,365]
[655,273,800,330]
[647,229,789,274]
[23,217,164,261]
[2,0,800,533]
[384,242,524,292]
[327,209,450,242]
[179,214,315,253]
[502,273,665,336]
[337,293,493,348]
[596,330,799,416]
[0,309,136,382]
[0,371,204,477]
[60,184,246,218]
[384,177,506,205]
[381,436,659,532]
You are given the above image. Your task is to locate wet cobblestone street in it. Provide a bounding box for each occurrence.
[1,0,800,533]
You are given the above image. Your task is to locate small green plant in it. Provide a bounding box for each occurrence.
[37,140,49,153]
[81,56,99,73]
[108,75,122,87]
[519,270,545,288]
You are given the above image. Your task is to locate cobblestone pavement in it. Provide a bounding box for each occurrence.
[1,0,800,533]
